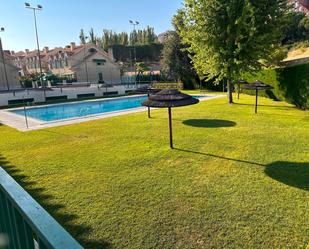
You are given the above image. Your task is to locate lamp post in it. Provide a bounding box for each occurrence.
[80,35,89,83]
[0,27,9,91]
[25,3,45,97]
[129,20,139,88]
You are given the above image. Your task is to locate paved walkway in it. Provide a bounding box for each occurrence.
[0,94,225,132]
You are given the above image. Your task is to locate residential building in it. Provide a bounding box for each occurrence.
[290,0,309,15]
[158,31,171,44]
[11,42,121,84]
[0,51,21,90]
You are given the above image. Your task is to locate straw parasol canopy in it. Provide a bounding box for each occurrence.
[237,79,249,99]
[142,89,199,108]
[142,89,199,148]
[134,86,161,118]
[243,81,274,113]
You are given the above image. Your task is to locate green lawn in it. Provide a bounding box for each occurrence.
[0,93,308,249]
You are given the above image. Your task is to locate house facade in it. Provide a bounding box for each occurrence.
[290,0,309,15]
[0,52,21,90]
[11,42,121,84]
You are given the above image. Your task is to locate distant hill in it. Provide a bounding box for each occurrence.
[282,42,309,65]
[285,46,309,60]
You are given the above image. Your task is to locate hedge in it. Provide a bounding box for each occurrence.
[153,82,184,89]
[242,63,309,109]
[111,43,163,62]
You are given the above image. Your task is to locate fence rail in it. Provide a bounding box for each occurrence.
[0,167,83,249]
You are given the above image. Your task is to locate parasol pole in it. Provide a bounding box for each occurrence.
[147,92,151,118]
[23,96,29,129]
[168,107,173,149]
[255,88,258,114]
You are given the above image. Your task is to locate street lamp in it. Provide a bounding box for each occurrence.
[25,3,45,93]
[0,27,9,90]
[79,35,89,83]
[129,20,139,88]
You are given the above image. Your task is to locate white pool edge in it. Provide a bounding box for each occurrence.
[0,94,225,132]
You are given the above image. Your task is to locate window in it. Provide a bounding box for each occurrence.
[98,72,103,83]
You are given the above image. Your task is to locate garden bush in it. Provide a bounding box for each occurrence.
[153,82,184,89]
[242,63,309,109]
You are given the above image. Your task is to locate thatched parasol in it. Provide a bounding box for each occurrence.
[237,80,249,99]
[134,86,161,118]
[142,89,199,148]
[243,81,274,113]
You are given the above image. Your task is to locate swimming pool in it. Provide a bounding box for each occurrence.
[10,95,205,122]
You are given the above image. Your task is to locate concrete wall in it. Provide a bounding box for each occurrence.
[0,84,145,107]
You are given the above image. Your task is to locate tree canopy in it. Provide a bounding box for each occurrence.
[178,0,289,103]
[79,26,158,50]
[79,29,86,45]
[281,12,309,44]
[161,10,199,89]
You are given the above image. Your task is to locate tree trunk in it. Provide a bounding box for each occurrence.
[227,79,233,104]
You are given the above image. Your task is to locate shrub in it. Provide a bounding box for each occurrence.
[153,82,184,89]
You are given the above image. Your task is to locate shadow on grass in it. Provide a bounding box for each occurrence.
[183,119,236,128]
[233,102,296,110]
[265,161,309,191]
[176,149,309,191]
[0,155,112,249]
[174,148,264,166]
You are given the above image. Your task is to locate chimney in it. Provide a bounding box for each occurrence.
[108,47,114,61]
[70,42,76,51]
[43,46,49,53]
[10,51,15,55]
[25,49,29,54]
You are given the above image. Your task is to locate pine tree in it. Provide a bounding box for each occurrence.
[89,28,96,44]
[79,29,86,44]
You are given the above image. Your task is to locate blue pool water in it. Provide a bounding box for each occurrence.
[11,95,205,122]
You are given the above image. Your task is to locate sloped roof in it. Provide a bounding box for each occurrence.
[0,54,21,69]
[11,43,110,60]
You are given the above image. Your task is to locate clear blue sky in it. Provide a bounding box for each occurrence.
[0,0,183,51]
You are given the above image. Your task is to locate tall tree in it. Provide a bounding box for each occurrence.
[89,28,96,44]
[161,11,199,89]
[300,16,309,30]
[161,31,192,83]
[81,27,158,49]
[178,0,289,103]
[281,12,308,44]
[79,29,86,44]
